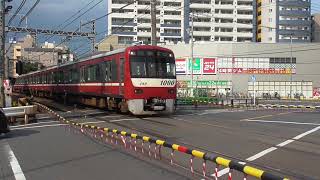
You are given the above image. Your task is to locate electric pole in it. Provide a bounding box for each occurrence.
[0,0,6,107]
[150,0,157,46]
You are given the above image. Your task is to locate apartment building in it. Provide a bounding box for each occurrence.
[107,0,255,43]
[107,0,186,44]
[257,0,311,43]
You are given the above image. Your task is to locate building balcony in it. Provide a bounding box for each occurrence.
[190,3,212,9]
[193,21,212,27]
[214,13,234,19]
[214,4,235,10]
[111,13,135,18]
[278,0,310,8]
[236,5,253,10]
[162,15,182,20]
[193,31,212,36]
[279,20,311,26]
[278,29,311,36]
[279,39,310,43]
[112,21,137,26]
[160,23,181,28]
[160,32,181,37]
[279,10,310,17]
[113,31,137,35]
[236,14,253,19]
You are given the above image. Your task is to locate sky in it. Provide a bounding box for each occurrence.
[6,0,320,55]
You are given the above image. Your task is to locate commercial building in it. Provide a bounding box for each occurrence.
[257,0,311,43]
[161,42,320,99]
[312,13,320,42]
[107,0,255,44]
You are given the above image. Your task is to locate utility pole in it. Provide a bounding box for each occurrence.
[0,0,6,107]
[150,0,157,46]
[190,13,194,97]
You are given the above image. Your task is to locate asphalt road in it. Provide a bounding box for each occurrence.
[1,104,320,180]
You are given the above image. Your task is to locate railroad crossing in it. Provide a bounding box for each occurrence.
[1,98,320,180]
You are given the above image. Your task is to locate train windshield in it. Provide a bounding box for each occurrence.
[130,50,176,79]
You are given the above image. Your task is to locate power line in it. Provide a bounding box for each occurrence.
[8,0,27,26]
[20,0,40,24]
[41,0,103,43]
[37,0,97,42]
[5,0,42,55]
[82,0,138,26]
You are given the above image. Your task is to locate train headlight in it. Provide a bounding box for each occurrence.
[134,89,143,94]
[168,89,175,94]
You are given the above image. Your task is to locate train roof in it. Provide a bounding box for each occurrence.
[17,45,173,78]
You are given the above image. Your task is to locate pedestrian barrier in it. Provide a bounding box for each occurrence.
[34,102,289,180]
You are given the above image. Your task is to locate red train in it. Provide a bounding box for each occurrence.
[13,45,177,115]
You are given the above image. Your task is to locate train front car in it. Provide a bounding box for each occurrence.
[125,46,176,115]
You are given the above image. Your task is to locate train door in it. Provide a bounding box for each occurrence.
[119,57,125,96]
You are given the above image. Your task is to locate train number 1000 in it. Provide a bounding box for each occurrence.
[160,80,175,86]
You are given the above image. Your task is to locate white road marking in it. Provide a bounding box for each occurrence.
[11,124,67,130]
[4,143,26,180]
[213,125,320,177]
[241,119,320,126]
[109,118,140,122]
[11,121,57,128]
[245,147,278,161]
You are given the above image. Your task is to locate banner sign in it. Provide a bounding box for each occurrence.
[177,80,228,88]
[176,59,187,74]
[203,58,216,74]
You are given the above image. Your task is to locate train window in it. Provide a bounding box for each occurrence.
[105,61,112,82]
[119,58,125,82]
[111,59,118,81]
[59,71,64,83]
[65,70,69,83]
[87,65,100,82]
[80,67,85,83]
[71,68,79,83]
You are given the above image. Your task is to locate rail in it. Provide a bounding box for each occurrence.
[34,102,289,180]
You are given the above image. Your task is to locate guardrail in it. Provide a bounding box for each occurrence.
[2,105,37,124]
[35,102,289,180]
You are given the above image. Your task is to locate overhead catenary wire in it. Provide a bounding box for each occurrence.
[27,0,105,61]
[6,0,42,55]
[7,0,27,26]
[37,0,98,43]
[20,0,41,24]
